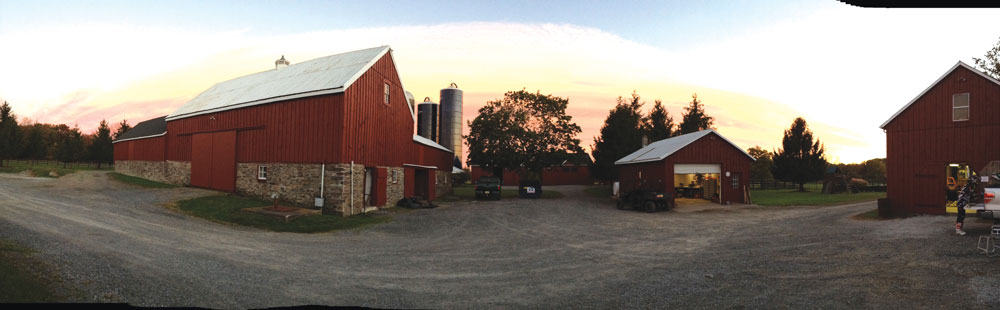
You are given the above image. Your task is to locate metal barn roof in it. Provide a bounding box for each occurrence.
[614,129,753,165]
[413,134,452,153]
[166,46,392,121]
[113,116,167,143]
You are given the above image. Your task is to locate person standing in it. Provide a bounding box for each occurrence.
[955,172,978,236]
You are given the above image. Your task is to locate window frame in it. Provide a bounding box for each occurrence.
[952,92,970,122]
[383,82,390,106]
[257,165,268,181]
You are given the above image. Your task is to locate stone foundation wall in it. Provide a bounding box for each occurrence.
[436,170,453,197]
[115,160,190,186]
[386,167,405,208]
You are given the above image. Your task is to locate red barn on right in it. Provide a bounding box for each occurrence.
[881,61,1000,215]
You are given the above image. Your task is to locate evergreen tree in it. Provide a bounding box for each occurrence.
[56,126,85,168]
[678,93,714,135]
[591,92,645,182]
[19,124,46,160]
[973,36,1000,79]
[0,101,21,167]
[772,117,827,192]
[644,99,674,141]
[113,119,131,140]
[88,120,114,168]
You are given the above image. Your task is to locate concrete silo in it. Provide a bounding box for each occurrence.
[438,83,463,168]
[417,97,438,142]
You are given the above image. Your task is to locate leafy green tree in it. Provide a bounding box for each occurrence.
[973,36,1000,79]
[88,120,114,168]
[466,90,583,184]
[772,117,827,192]
[0,101,22,167]
[644,99,674,141]
[860,158,886,184]
[678,93,714,135]
[591,92,645,182]
[747,146,774,181]
[112,119,131,140]
[55,126,85,168]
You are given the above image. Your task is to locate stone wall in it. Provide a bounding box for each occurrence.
[115,160,167,183]
[236,162,324,207]
[386,167,405,208]
[164,161,191,186]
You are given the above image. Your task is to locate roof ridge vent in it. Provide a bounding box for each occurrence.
[275,55,290,69]
[449,82,458,88]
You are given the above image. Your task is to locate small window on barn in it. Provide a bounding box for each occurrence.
[732,172,740,189]
[391,169,399,184]
[384,83,390,105]
[953,93,970,122]
[257,165,268,181]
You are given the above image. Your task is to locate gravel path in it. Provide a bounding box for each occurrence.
[0,171,998,308]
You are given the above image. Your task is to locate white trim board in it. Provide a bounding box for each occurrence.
[112,132,166,144]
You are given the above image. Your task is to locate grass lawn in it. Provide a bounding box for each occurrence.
[108,172,176,188]
[584,185,612,199]
[0,160,112,178]
[438,184,564,202]
[751,183,885,207]
[174,195,390,233]
[0,238,66,302]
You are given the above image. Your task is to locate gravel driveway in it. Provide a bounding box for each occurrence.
[1,171,998,308]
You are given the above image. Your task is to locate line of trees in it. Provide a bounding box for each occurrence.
[590,92,715,182]
[0,101,129,168]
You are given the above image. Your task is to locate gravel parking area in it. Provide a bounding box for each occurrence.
[1,171,998,308]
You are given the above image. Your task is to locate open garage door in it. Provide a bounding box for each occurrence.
[674,164,720,174]
[674,164,721,203]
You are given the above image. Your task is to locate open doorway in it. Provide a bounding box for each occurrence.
[364,167,376,206]
[674,172,721,203]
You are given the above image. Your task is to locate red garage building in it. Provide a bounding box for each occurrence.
[881,61,1000,215]
[615,129,753,205]
[114,46,454,216]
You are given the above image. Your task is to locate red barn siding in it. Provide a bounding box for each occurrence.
[341,53,416,167]
[617,132,752,204]
[112,136,166,161]
[884,65,1000,214]
[166,94,344,163]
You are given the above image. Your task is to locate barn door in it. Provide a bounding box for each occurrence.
[190,131,237,192]
[211,131,236,192]
[191,133,213,189]
[364,168,374,205]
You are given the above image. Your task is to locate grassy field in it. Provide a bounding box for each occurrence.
[0,160,112,178]
[438,184,564,202]
[0,238,66,302]
[174,195,390,233]
[750,183,884,207]
[584,185,612,199]
[108,172,177,188]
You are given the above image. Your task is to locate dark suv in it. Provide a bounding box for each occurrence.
[475,177,502,200]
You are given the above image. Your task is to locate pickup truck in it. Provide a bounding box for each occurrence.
[947,174,1000,219]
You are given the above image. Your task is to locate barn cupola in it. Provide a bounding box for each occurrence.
[275,55,290,69]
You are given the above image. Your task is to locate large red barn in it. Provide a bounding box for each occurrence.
[113,46,454,216]
[881,61,1000,215]
[614,130,753,205]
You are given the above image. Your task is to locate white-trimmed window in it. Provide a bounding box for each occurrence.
[953,92,970,122]
[384,83,390,105]
[391,170,399,184]
[257,165,268,180]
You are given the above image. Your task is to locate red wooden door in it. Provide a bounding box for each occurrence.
[191,133,213,189]
[211,131,236,192]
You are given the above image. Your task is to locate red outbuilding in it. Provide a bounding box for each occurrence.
[614,129,753,205]
[114,46,455,216]
[881,61,1000,215]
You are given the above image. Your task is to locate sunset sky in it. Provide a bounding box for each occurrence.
[2,1,1000,163]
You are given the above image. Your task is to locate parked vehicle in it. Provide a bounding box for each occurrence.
[950,173,1000,219]
[475,177,502,200]
[616,189,673,212]
[518,180,542,199]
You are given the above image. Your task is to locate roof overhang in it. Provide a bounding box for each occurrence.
[403,163,438,169]
[165,87,345,121]
[112,132,166,144]
[614,129,755,165]
[413,135,452,153]
[880,61,1000,129]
